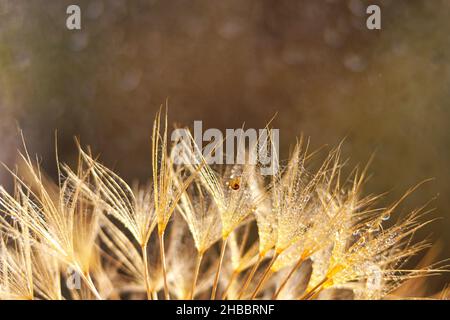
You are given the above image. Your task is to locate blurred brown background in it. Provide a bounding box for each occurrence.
[1,0,449,292]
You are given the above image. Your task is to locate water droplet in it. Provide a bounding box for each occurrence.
[343,53,366,73]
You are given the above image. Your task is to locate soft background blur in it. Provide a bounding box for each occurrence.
[1,0,449,293]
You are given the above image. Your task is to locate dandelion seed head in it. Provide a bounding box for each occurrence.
[0,115,447,300]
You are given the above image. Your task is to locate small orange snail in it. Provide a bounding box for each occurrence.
[227,176,241,190]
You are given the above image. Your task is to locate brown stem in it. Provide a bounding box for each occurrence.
[305,287,325,300]
[189,251,204,300]
[141,243,152,300]
[158,231,170,300]
[250,252,279,299]
[298,277,329,300]
[272,257,305,299]
[221,270,238,300]
[237,254,263,299]
[211,237,228,300]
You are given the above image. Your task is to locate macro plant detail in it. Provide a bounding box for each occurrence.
[0,111,448,300]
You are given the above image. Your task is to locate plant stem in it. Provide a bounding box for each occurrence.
[189,251,204,300]
[141,243,152,300]
[272,257,305,299]
[298,277,329,300]
[305,287,324,300]
[221,270,238,300]
[250,252,279,299]
[158,231,170,300]
[237,254,263,299]
[211,237,228,300]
